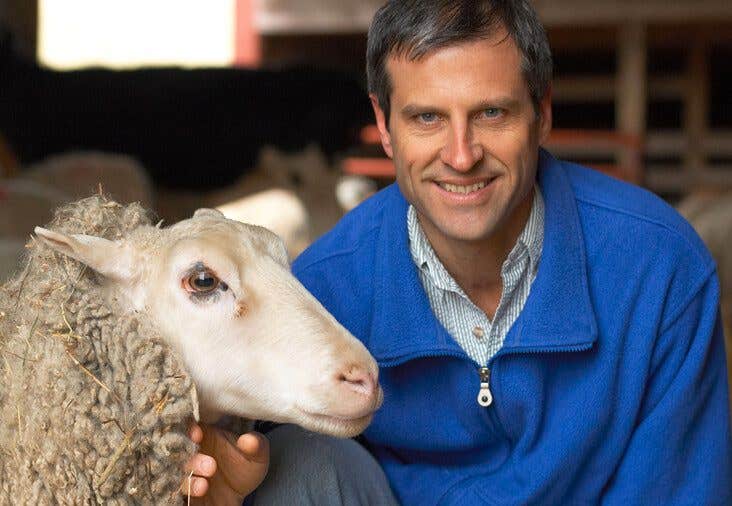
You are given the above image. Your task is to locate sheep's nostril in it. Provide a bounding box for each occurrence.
[339,367,376,397]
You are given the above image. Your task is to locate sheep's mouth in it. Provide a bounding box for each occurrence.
[295,409,375,437]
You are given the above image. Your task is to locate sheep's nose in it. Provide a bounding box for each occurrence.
[339,366,377,398]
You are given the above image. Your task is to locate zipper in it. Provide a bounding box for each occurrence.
[475,342,594,409]
[377,342,595,410]
[477,366,492,407]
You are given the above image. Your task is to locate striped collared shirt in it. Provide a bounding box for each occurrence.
[407,186,545,365]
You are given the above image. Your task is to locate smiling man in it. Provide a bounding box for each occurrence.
[186,1,731,504]
[372,31,551,319]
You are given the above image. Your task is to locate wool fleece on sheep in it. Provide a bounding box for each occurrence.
[0,195,382,504]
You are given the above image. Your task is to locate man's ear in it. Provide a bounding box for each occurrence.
[538,86,553,145]
[369,93,394,158]
[34,227,139,282]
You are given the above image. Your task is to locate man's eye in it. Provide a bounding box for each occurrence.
[480,108,502,119]
[417,112,438,124]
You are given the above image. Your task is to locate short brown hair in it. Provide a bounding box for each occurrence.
[366,0,553,122]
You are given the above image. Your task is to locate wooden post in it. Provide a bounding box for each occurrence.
[684,37,709,190]
[0,132,19,178]
[2,0,37,61]
[615,22,647,184]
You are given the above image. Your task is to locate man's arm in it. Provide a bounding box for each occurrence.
[602,275,732,504]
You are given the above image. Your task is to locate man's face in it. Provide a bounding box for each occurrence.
[371,32,551,252]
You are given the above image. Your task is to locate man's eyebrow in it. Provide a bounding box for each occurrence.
[473,98,520,111]
[400,104,448,117]
[400,98,521,118]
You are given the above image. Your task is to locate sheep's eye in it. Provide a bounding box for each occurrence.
[184,269,220,293]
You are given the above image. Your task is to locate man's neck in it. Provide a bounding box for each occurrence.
[418,188,534,316]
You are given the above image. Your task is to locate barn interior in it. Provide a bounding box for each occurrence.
[0,0,731,405]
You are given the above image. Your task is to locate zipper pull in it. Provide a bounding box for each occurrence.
[477,367,492,407]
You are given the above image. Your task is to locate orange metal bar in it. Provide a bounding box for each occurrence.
[361,125,382,145]
[547,129,643,150]
[342,158,396,178]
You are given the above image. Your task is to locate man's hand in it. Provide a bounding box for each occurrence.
[182,422,270,505]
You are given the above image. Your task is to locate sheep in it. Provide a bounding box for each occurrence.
[0,179,69,239]
[0,151,155,283]
[21,151,155,210]
[0,179,67,280]
[335,175,377,213]
[213,176,376,261]
[0,151,155,270]
[158,145,376,257]
[677,190,732,413]
[215,188,311,260]
[204,144,345,240]
[0,195,382,505]
[0,238,24,282]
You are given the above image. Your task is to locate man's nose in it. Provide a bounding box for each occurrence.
[440,125,484,172]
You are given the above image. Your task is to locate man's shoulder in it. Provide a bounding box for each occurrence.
[560,160,712,267]
[292,183,398,276]
[563,161,685,229]
[291,185,400,334]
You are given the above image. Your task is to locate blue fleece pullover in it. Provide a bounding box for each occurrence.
[292,152,732,505]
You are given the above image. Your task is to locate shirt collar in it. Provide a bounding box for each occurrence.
[407,205,458,293]
[519,186,545,278]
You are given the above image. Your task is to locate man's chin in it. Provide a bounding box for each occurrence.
[431,219,500,245]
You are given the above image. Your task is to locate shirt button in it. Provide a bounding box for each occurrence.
[472,326,485,339]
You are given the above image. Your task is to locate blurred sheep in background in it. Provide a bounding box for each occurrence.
[0,151,155,281]
[216,189,311,260]
[21,151,155,209]
[678,190,732,411]
[158,144,378,259]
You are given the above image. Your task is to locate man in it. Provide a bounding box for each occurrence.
[186,1,732,504]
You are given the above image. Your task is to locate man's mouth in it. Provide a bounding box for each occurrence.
[436,179,492,195]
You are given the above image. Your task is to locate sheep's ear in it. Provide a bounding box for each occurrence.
[34,227,138,282]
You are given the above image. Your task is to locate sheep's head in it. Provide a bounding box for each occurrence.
[34,208,382,438]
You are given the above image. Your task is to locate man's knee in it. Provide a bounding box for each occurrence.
[252,424,398,505]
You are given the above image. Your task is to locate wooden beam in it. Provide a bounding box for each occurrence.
[646,131,732,157]
[646,131,688,156]
[254,4,732,34]
[549,23,732,51]
[255,2,380,35]
[683,40,709,175]
[552,76,684,102]
[251,2,731,38]
[536,0,732,26]
[547,25,617,50]
[553,77,616,101]
[645,166,732,192]
[615,22,647,178]
[647,23,732,46]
